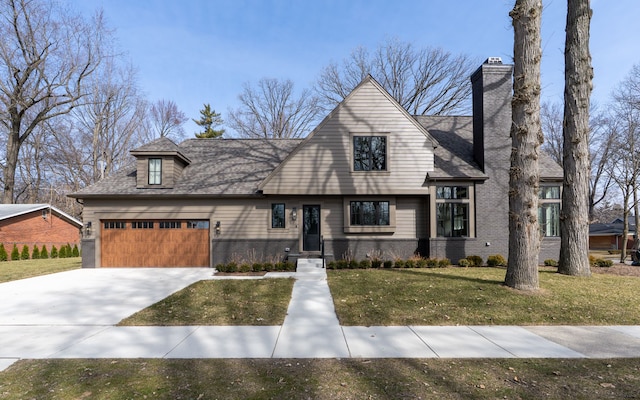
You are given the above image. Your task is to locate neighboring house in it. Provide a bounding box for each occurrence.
[589,221,636,250]
[70,58,563,268]
[0,204,82,252]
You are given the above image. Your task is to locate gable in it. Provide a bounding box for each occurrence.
[260,77,437,195]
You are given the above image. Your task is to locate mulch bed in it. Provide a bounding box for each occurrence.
[592,263,640,277]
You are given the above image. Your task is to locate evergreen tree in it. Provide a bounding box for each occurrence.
[0,244,7,261]
[32,245,40,259]
[194,103,225,138]
[40,245,49,259]
[59,245,67,258]
[11,244,19,261]
[20,245,30,260]
[51,245,58,258]
[72,244,80,257]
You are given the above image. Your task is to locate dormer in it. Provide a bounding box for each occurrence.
[130,137,191,189]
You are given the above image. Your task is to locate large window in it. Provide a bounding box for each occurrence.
[350,201,390,226]
[271,203,285,229]
[435,185,471,237]
[353,136,386,171]
[539,186,561,237]
[436,203,469,237]
[148,158,162,185]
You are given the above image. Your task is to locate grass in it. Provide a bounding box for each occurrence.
[328,267,640,326]
[118,278,295,326]
[1,358,639,399]
[0,257,81,283]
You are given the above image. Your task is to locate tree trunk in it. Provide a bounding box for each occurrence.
[2,117,22,204]
[558,0,593,276]
[505,0,542,291]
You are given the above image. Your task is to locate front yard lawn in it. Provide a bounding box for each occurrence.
[0,257,81,283]
[118,278,295,326]
[328,267,640,326]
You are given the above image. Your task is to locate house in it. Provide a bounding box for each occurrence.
[0,204,82,252]
[589,220,636,251]
[70,58,563,268]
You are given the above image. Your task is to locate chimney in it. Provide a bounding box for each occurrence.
[470,57,513,172]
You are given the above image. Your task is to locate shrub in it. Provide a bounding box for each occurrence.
[394,259,405,268]
[239,263,251,273]
[0,244,7,261]
[214,263,225,272]
[487,254,507,267]
[252,263,264,272]
[458,258,471,267]
[425,258,439,268]
[593,258,613,268]
[31,245,40,260]
[72,244,80,257]
[405,259,416,268]
[466,255,483,267]
[40,245,49,259]
[263,262,274,272]
[50,245,58,259]
[11,244,19,261]
[327,261,337,269]
[544,259,558,267]
[226,262,238,273]
[348,259,359,269]
[336,259,348,269]
[371,259,382,268]
[359,259,371,269]
[284,261,296,271]
[58,245,67,258]
[20,245,30,260]
[416,258,428,268]
[383,260,393,268]
[437,258,450,268]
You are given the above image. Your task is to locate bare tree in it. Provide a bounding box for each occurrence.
[0,0,107,203]
[149,99,187,141]
[505,0,542,291]
[228,78,322,139]
[558,0,593,276]
[315,38,477,115]
[541,102,564,165]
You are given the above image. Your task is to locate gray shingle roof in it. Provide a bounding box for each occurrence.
[70,139,302,198]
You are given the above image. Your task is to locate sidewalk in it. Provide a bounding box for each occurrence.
[2,260,640,372]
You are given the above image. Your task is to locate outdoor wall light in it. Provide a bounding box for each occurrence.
[215,221,221,235]
[291,207,297,221]
[84,221,92,237]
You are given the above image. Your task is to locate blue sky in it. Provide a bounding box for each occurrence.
[70,0,640,136]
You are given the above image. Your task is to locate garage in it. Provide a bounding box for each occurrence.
[101,220,210,267]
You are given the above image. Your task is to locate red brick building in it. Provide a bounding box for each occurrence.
[0,204,82,251]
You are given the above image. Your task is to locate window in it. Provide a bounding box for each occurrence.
[132,221,154,229]
[435,185,471,237]
[436,203,469,237]
[350,201,390,226]
[148,158,162,185]
[187,221,209,229]
[539,186,561,237]
[159,221,181,229]
[103,221,126,229]
[436,186,468,199]
[271,203,285,229]
[353,136,386,171]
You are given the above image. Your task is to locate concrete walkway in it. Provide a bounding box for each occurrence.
[2,261,640,372]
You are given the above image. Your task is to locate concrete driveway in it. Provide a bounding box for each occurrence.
[0,268,215,325]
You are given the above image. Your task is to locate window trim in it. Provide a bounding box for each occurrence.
[350,133,390,173]
[148,158,162,185]
[343,197,396,233]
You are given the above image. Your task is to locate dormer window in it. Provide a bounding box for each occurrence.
[148,158,162,185]
[353,135,387,171]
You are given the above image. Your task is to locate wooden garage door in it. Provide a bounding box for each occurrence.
[101,220,210,267]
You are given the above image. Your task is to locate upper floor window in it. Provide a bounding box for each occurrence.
[148,158,162,185]
[271,203,285,229]
[353,136,386,171]
[350,201,390,226]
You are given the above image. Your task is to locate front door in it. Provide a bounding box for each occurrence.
[303,205,321,251]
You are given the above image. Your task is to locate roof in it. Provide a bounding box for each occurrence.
[589,222,636,236]
[70,139,303,198]
[415,116,487,181]
[0,204,82,227]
